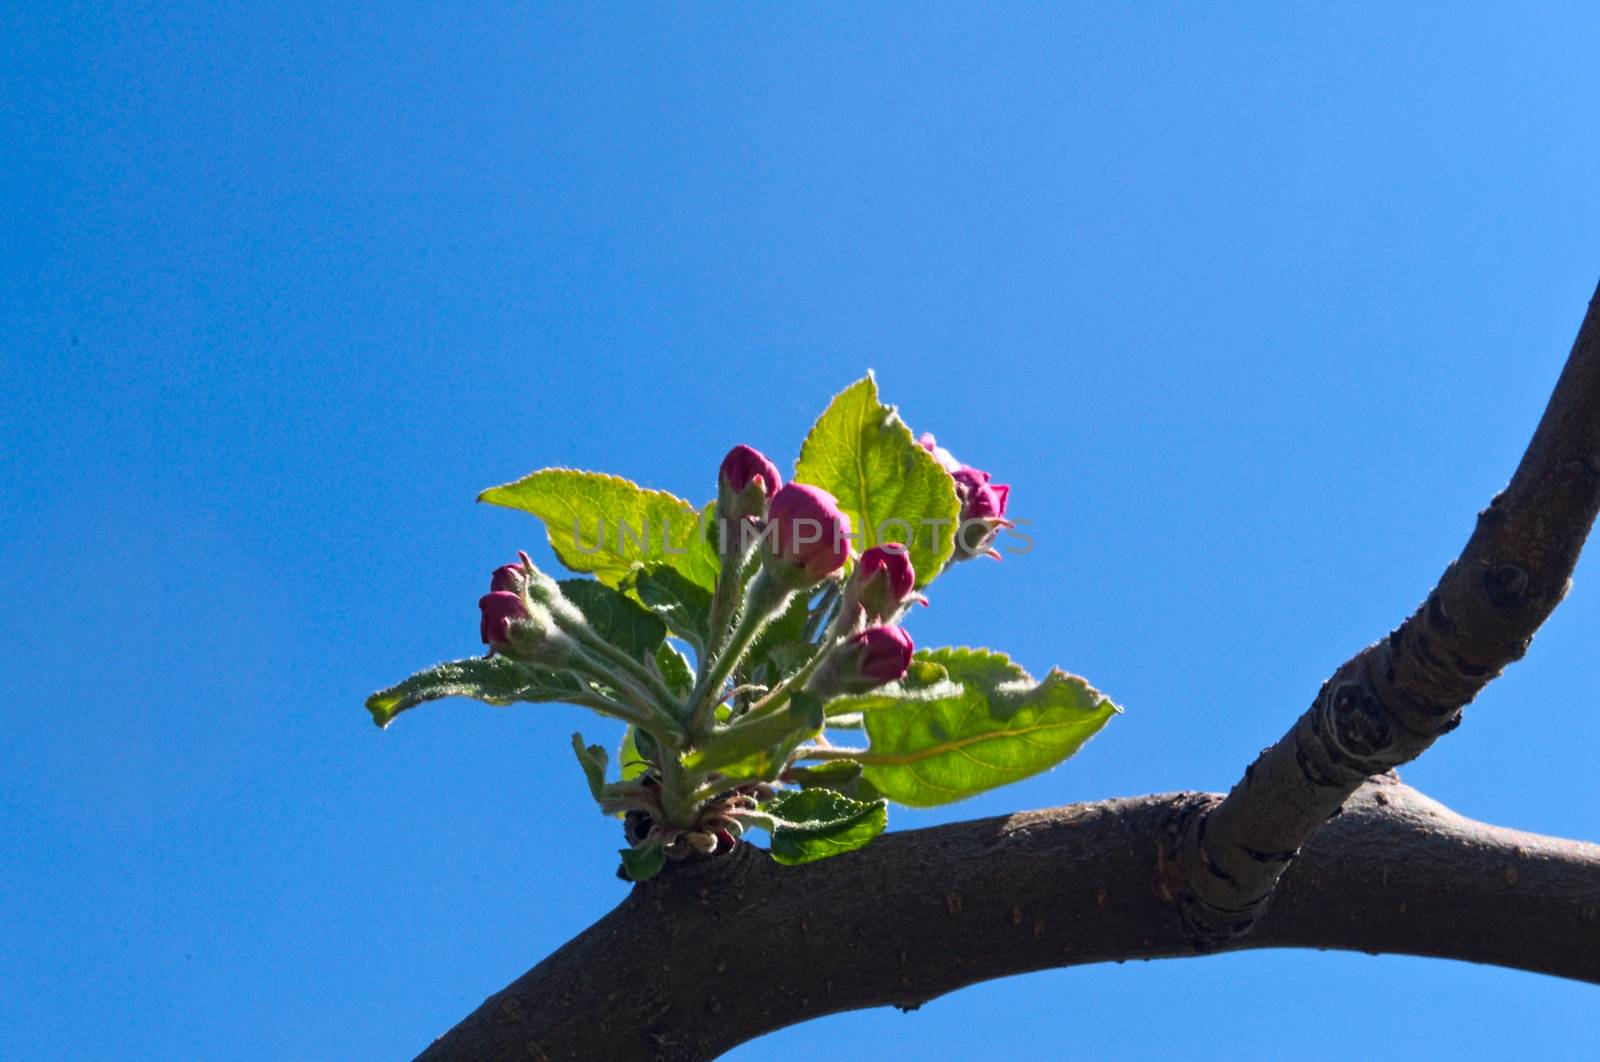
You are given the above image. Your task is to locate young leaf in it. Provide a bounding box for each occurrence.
[683,687,824,784]
[785,760,862,787]
[655,643,694,699]
[738,591,814,698]
[631,565,713,655]
[571,733,609,800]
[834,647,1119,807]
[784,760,881,802]
[681,720,802,784]
[619,844,666,882]
[824,658,955,715]
[765,788,888,866]
[744,591,810,675]
[618,726,655,781]
[793,374,960,588]
[683,501,722,592]
[365,657,600,729]
[558,579,667,662]
[478,470,715,590]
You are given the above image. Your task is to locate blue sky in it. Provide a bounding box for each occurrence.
[4,3,1599,1058]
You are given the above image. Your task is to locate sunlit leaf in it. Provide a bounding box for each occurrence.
[571,733,609,800]
[794,374,959,587]
[631,564,713,655]
[559,579,666,662]
[479,469,715,590]
[655,643,694,699]
[829,647,1118,807]
[365,656,599,729]
[766,788,887,865]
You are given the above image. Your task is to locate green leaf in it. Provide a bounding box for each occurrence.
[681,694,820,785]
[683,500,722,592]
[785,760,863,788]
[479,470,716,590]
[793,374,960,587]
[571,733,609,800]
[365,656,597,729]
[619,844,666,882]
[839,647,1119,807]
[655,643,694,699]
[558,579,666,662]
[784,760,881,802]
[631,564,713,654]
[681,724,797,784]
[742,591,811,682]
[619,726,655,781]
[765,788,888,865]
[788,690,826,731]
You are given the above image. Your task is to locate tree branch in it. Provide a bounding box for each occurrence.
[418,778,1600,1061]
[415,286,1600,1060]
[1175,281,1600,944]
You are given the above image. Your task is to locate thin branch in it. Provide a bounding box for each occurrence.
[416,779,1600,1062]
[1175,283,1600,944]
[791,744,864,761]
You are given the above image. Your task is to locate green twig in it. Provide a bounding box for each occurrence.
[792,744,868,762]
[689,570,791,735]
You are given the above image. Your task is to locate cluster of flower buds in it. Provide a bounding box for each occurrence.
[430,416,1030,878]
[718,445,917,693]
[785,542,918,696]
[476,555,574,661]
[919,433,1012,561]
[478,563,532,649]
[477,553,653,697]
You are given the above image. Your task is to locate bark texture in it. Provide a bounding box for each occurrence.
[415,284,1600,1060]
[419,779,1600,1061]
[1175,282,1600,943]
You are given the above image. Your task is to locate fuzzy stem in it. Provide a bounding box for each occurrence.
[688,570,792,735]
[732,634,837,727]
[791,744,867,762]
[702,527,755,672]
[801,582,841,642]
[566,629,685,721]
[655,752,700,829]
[564,641,687,745]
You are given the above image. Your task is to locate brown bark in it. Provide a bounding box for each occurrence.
[1176,281,1600,943]
[415,284,1600,1060]
[418,779,1600,1061]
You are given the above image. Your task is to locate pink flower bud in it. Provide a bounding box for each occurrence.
[843,543,917,626]
[858,544,915,601]
[851,625,915,685]
[490,563,525,593]
[717,444,783,533]
[806,624,914,695]
[952,467,1010,522]
[719,444,781,500]
[762,482,853,584]
[479,590,531,651]
[919,433,1013,561]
